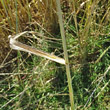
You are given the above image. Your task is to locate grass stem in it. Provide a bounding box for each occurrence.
[56,0,75,109]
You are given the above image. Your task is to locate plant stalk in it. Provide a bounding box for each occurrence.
[56,0,74,110]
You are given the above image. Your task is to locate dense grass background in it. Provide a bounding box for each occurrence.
[0,0,110,109]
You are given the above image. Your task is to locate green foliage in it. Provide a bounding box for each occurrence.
[0,0,110,110]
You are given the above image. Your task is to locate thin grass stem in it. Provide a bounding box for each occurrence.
[56,0,75,109]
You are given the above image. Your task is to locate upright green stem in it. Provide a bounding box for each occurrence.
[56,0,74,110]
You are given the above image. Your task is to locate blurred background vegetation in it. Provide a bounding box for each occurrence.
[0,0,110,109]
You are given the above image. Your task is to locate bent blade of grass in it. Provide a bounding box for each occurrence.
[8,32,65,65]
